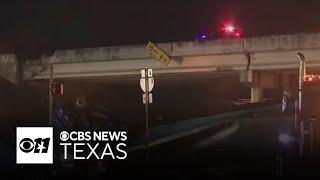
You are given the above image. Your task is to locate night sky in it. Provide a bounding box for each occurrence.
[1,0,320,59]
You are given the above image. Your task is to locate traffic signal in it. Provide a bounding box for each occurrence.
[50,83,64,95]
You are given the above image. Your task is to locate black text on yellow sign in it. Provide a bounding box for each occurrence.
[146,41,171,66]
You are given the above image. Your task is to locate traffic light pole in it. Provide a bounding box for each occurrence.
[49,65,53,126]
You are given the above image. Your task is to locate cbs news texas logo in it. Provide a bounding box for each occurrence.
[16,127,53,164]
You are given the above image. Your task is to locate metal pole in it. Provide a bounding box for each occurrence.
[297,52,306,156]
[311,120,314,153]
[144,70,149,159]
[300,121,304,156]
[297,52,306,115]
[294,100,298,129]
[49,65,53,126]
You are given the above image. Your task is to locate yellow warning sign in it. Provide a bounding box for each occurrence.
[146,41,171,66]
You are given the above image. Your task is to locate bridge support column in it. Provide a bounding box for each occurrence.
[0,54,20,85]
[251,87,264,103]
[241,70,283,102]
[241,70,265,103]
[283,89,292,97]
[281,74,295,98]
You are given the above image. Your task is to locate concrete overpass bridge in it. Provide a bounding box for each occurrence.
[2,32,320,102]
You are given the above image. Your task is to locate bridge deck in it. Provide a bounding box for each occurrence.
[16,32,320,79]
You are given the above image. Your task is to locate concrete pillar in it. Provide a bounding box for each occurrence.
[0,54,20,85]
[251,87,264,103]
[239,70,253,84]
[281,74,294,98]
[283,89,292,97]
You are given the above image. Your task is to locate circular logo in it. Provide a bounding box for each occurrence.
[19,138,35,153]
[60,131,69,141]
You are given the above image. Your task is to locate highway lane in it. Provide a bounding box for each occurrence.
[109,114,293,178]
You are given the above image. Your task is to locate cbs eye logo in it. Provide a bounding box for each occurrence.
[16,127,53,164]
[19,138,50,153]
